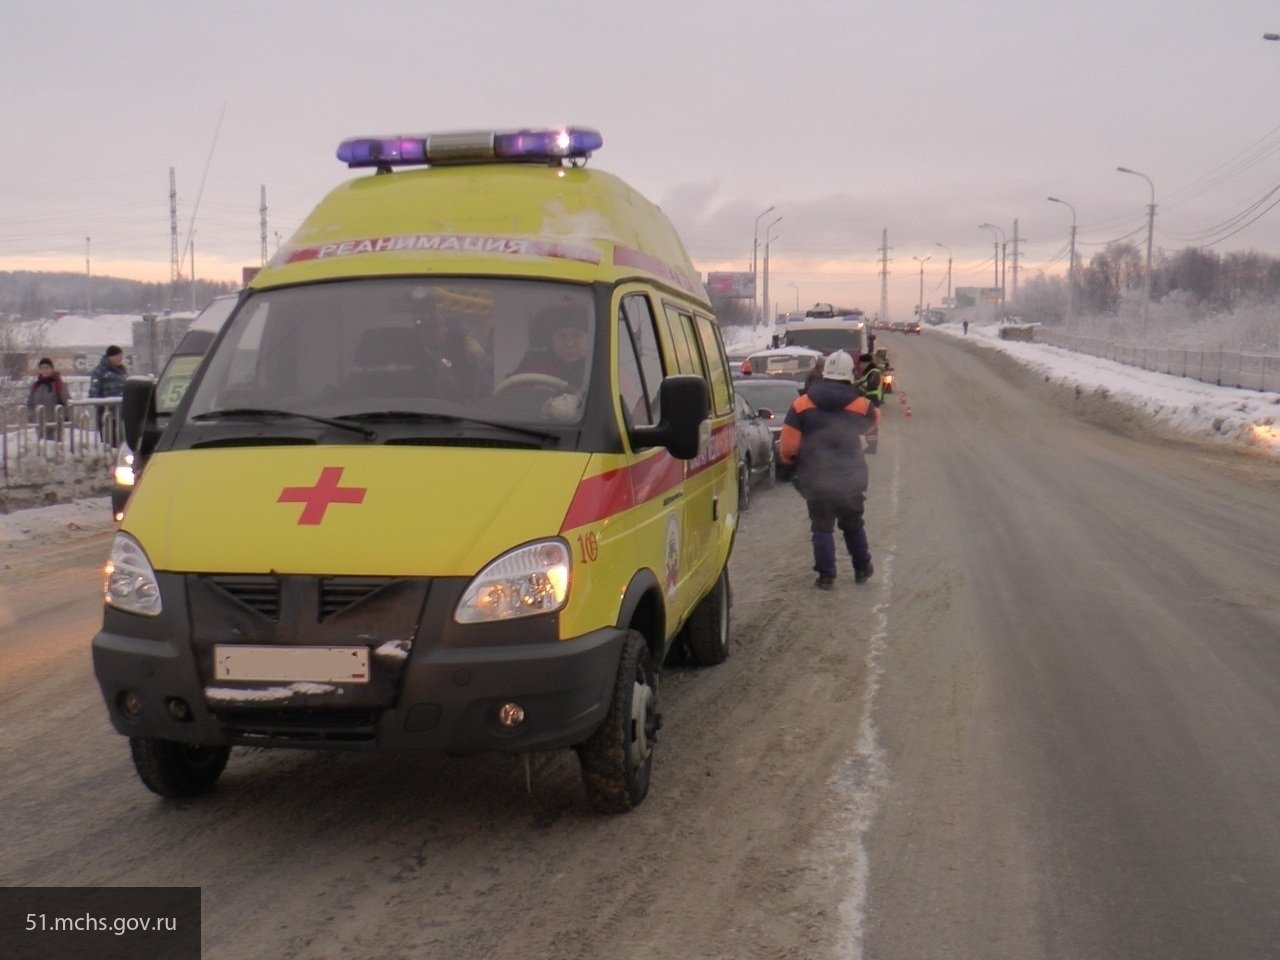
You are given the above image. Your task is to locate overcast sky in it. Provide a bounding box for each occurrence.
[4,0,1280,319]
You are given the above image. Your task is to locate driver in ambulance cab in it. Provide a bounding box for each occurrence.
[511,299,590,388]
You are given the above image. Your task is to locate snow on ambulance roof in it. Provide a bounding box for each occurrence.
[255,126,707,304]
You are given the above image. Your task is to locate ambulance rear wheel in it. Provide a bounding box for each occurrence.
[683,566,730,666]
[577,631,658,814]
[130,737,230,799]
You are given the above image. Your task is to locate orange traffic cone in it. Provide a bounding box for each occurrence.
[899,394,907,404]
[905,406,913,418]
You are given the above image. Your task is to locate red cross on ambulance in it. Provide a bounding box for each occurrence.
[277,466,367,525]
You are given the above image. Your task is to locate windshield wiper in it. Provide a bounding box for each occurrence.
[190,408,377,439]
[341,410,561,443]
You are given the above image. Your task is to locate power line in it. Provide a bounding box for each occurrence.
[1198,191,1280,247]
[1167,182,1280,243]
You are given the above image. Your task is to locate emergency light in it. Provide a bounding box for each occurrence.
[337,127,603,168]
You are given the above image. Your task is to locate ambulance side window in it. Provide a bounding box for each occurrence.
[692,314,733,417]
[619,294,664,427]
[661,305,701,375]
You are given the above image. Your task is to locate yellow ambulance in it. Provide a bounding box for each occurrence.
[92,127,738,813]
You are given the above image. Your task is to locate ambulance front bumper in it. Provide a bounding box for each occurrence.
[92,577,628,754]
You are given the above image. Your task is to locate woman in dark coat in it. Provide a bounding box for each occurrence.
[27,357,69,441]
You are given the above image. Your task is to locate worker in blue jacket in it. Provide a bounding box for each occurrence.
[779,350,881,590]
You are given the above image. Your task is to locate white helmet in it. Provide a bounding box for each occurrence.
[822,351,856,383]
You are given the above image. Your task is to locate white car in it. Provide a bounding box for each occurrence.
[743,346,825,379]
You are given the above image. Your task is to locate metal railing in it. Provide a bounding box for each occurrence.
[1,398,120,490]
[1033,330,1278,393]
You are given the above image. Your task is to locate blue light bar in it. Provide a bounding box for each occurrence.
[337,127,603,168]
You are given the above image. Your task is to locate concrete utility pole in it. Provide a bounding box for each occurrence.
[169,168,180,312]
[935,241,952,308]
[1010,218,1022,304]
[912,255,930,319]
[260,186,269,266]
[979,223,1006,305]
[752,205,776,323]
[878,228,892,323]
[1117,166,1156,330]
[1048,196,1078,323]
[762,217,782,327]
[85,237,92,315]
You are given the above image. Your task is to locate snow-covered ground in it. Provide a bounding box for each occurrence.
[937,321,1280,454]
[0,495,116,545]
[3,320,1276,547]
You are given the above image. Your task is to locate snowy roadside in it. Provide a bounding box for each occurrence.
[0,496,116,545]
[945,321,1280,457]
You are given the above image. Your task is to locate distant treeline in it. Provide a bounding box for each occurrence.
[1079,243,1280,313]
[998,243,1280,325]
[0,271,238,320]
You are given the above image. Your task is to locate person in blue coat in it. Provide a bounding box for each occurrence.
[88,345,128,444]
[779,350,881,590]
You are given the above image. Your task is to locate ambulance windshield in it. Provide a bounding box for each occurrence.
[183,279,595,441]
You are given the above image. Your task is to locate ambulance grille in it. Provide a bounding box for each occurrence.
[203,575,398,621]
[320,577,395,618]
[207,575,280,619]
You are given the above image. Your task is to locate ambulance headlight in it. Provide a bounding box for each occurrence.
[104,532,162,617]
[455,540,571,624]
[113,445,136,487]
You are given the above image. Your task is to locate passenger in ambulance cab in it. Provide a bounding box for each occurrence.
[418,298,490,398]
[512,300,591,388]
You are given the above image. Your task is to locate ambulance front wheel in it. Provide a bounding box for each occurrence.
[576,631,658,814]
[129,737,230,799]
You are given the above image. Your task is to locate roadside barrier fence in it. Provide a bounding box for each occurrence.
[1,388,121,496]
[1032,329,1277,393]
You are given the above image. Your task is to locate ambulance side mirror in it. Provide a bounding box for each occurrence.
[631,375,710,460]
[121,375,159,463]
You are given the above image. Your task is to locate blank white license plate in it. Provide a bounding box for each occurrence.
[214,645,369,683]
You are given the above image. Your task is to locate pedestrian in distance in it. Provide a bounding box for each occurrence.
[89,345,128,446]
[857,352,885,455]
[779,350,881,590]
[962,319,969,334]
[801,354,825,395]
[27,357,69,442]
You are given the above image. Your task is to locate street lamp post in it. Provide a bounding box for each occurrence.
[935,242,952,308]
[1047,196,1078,323]
[978,222,1006,305]
[762,217,782,328]
[912,255,931,321]
[1117,166,1156,329]
[752,205,776,323]
[788,281,800,311]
